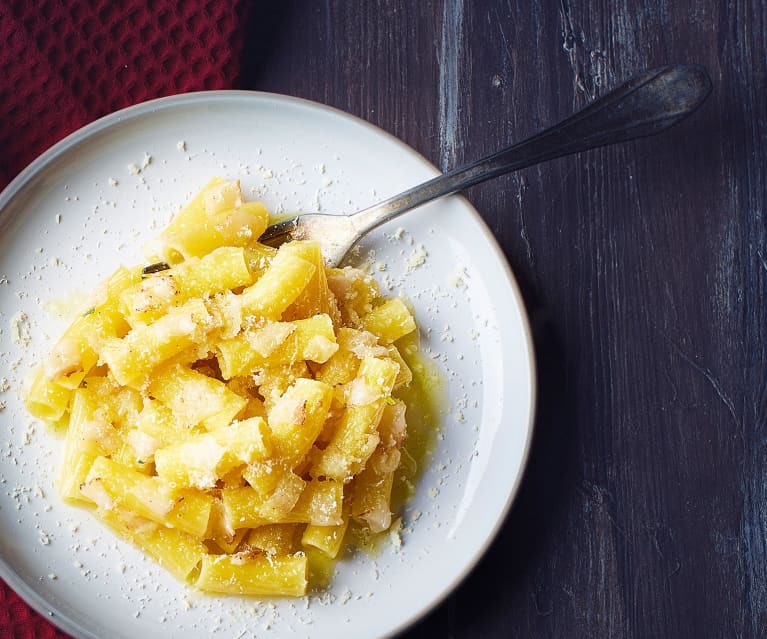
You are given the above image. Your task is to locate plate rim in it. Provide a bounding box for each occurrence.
[0,89,537,639]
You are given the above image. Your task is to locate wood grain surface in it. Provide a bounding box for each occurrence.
[243,1,766,637]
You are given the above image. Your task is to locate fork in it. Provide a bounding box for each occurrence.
[258,64,711,267]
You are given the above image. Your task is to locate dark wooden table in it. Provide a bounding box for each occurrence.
[2,1,759,637]
[244,1,766,637]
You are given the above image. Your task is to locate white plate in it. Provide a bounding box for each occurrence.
[0,92,535,639]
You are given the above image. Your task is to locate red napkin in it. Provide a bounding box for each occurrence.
[0,0,252,189]
[0,1,251,636]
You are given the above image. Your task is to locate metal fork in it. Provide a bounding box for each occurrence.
[258,64,711,266]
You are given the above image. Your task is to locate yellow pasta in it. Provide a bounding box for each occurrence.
[360,297,417,344]
[237,243,317,320]
[310,356,400,480]
[267,378,334,468]
[100,298,215,387]
[25,177,427,597]
[134,399,202,446]
[148,364,247,431]
[102,508,206,581]
[23,367,72,422]
[82,456,213,538]
[209,527,248,554]
[301,515,349,559]
[57,388,120,502]
[151,177,269,263]
[223,478,344,529]
[153,417,271,489]
[245,523,299,555]
[119,247,254,327]
[281,240,340,323]
[351,446,399,533]
[196,553,307,597]
[216,314,337,379]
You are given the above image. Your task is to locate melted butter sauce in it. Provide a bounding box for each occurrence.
[345,332,447,558]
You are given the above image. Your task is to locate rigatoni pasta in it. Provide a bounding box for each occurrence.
[24,178,421,596]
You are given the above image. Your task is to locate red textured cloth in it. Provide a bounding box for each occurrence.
[0,0,252,189]
[0,1,251,636]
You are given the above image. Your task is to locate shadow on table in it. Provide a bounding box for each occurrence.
[401,278,575,636]
[236,4,293,89]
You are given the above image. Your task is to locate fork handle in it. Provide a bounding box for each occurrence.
[350,64,711,235]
